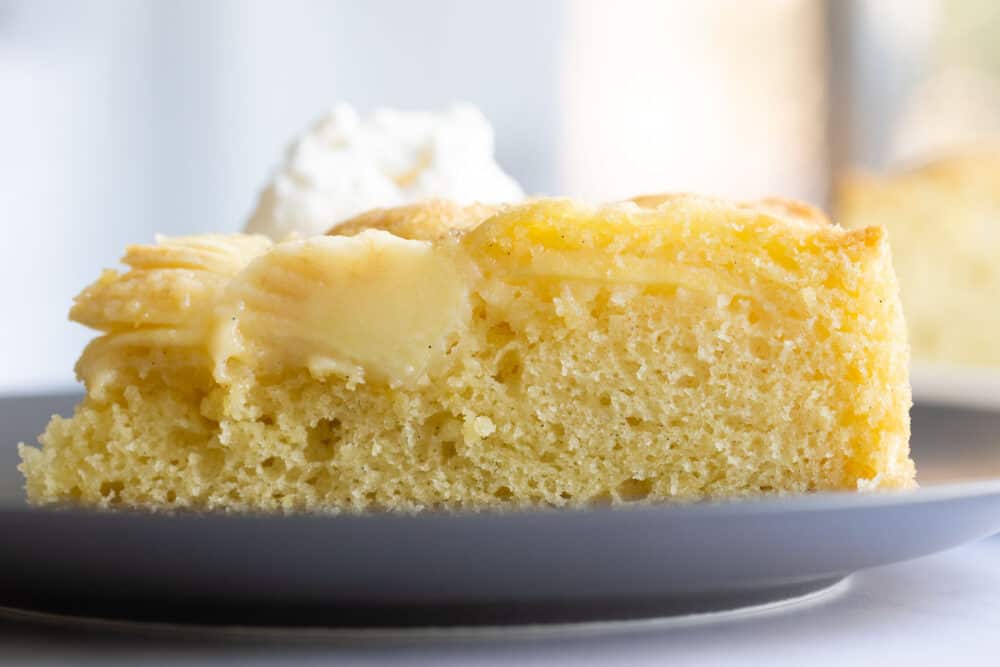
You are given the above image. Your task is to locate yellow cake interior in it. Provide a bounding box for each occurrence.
[19,195,915,512]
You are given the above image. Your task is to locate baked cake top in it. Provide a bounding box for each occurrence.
[70,193,892,394]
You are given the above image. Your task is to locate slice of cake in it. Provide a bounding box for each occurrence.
[19,195,915,512]
[837,152,1000,367]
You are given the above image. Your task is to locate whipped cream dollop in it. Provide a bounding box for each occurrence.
[245,104,525,239]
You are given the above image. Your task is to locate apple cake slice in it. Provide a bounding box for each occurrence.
[20,195,914,512]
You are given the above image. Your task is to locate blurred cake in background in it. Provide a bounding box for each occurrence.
[245,104,525,239]
[837,152,1000,367]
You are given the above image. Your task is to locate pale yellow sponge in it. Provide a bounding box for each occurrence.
[20,195,914,512]
[838,153,1000,366]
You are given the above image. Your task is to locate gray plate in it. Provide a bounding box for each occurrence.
[1,392,1000,627]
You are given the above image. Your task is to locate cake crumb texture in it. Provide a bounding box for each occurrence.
[20,195,914,512]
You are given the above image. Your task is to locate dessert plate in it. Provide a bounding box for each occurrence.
[1,392,999,627]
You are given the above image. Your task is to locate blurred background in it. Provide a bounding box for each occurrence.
[2,0,999,392]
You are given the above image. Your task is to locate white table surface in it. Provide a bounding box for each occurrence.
[2,534,998,666]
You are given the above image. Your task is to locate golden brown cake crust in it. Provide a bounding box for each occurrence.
[328,199,501,241]
[630,192,831,227]
[335,194,834,248]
